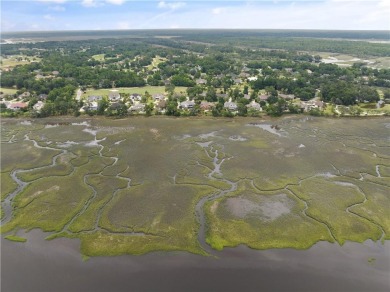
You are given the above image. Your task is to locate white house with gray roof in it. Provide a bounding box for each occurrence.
[180,100,195,109]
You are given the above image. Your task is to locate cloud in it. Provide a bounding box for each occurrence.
[81,0,99,7]
[158,1,186,10]
[212,7,225,15]
[164,1,389,30]
[48,5,66,11]
[36,0,67,3]
[106,0,126,5]
[31,24,41,30]
[117,21,131,29]
[1,19,16,31]
[44,14,55,20]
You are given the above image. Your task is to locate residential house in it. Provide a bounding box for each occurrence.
[200,101,215,111]
[258,94,270,101]
[8,102,28,110]
[246,100,262,111]
[180,100,195,109]
[38,94,48,101]
[18,92,31,99]
[224,101,238,111]
[87,102,98,111]
[156,100,167,112]
[217,93,228,99]
[35,74,45,80]
[87,95,102,102]
[247,76,258,81]
[152,94,165,102]
[196,78,207,85]
[130,93,142,102]
[300,100,324,112]
[129,103,146,113]
[233,78,242,85]
[279,94,295,100]
[109,90,121,102]
[239,72,250,78]
[33,101,45,112]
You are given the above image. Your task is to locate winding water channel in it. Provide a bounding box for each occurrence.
[2,134,67,225]
[1,117,389,291]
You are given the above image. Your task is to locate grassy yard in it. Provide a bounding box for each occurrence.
[0,87,18,95]
[147,56,167,70]
[81,86,188,99]
[91,54,105,61]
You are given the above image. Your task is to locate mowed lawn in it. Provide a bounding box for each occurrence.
[81,86,188,99]
[0,87,18,95]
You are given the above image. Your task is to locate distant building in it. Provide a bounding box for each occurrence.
[109,90,121,102]
[196,78,207,85]
[246,100,262,111]
[279,94,295,100]
[38,94,48,101]
[200,101,215,111]
[224,101,238,111]
[33,101,45,112]
[152,94,165,102]
[87,95,102,102]
[130,93,142,102]
[129,103,146,112]
[8,102,28,110]
[180,100,195,109]
[258,94,269,101]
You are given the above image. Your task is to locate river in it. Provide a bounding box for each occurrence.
[1,229,389,292]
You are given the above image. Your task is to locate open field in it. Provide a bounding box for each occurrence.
[91,54,105,61]
[81,86,188,99]
[0,55,42,69]
[1,116,389,256]
[0,87,18,95]
[317,52,390,69]
[147,56,167,70]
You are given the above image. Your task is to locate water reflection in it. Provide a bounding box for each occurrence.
[2,229,389,292]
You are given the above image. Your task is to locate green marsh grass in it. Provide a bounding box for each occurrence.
[1,116,389,255]
[4,235,27,242]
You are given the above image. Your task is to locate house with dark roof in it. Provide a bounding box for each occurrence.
[152,93,165,102]
[87,95,102,102]
[38,94,48,100]
[130,93,142,102]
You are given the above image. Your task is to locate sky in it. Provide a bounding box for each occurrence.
[1,0,389,32]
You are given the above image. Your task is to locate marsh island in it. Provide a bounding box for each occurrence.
[1,116,389,256]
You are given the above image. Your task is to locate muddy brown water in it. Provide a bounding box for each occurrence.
[1,229,389,292]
